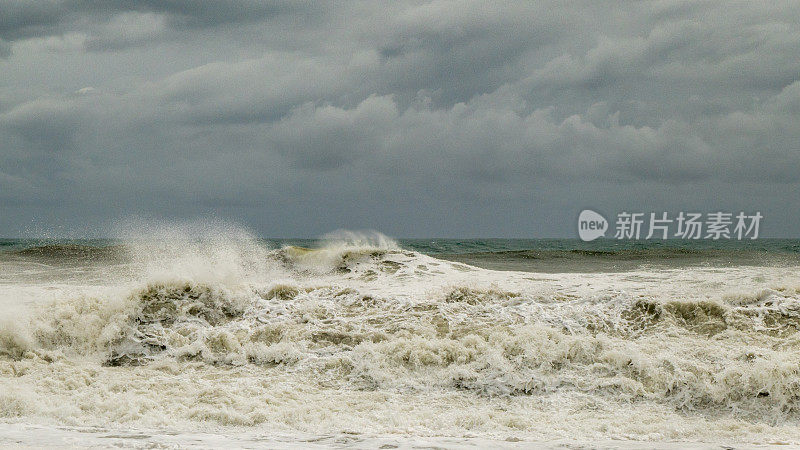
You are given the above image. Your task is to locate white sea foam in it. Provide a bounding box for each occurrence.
[2,224,800,447]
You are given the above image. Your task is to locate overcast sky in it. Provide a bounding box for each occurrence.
[1,1,799,238]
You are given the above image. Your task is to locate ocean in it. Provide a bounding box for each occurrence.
[2,225,800,448]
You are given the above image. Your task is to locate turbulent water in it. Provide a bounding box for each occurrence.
[2,225,800,448]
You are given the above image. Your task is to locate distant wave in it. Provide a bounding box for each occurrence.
[10,244,124,259]
[447,248,749,259]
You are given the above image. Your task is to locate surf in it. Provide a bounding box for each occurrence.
[3,222,800,444]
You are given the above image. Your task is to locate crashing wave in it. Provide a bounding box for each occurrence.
[3,225,800,440]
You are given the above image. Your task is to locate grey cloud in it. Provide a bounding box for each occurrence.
[1,0,799,237]
[270,95,398,170]
[0,1,66,40]
[0,97,83,149]
[151,54,357,125]
[0,0,304,38]
[103,0,308,28]
[0,0,314,57]
[82,12,168,52]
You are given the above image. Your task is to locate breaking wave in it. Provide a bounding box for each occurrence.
[3,224,800,442]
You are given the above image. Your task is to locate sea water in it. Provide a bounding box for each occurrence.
[2,224,800,448]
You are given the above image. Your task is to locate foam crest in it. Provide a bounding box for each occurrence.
[278,230,403,274]
[319,229,400,250]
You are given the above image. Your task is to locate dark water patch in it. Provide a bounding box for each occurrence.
[12,244,125,260]
[437,247,800,273]
[399,238,800,256]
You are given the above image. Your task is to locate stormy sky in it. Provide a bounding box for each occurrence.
[1,1,799,238]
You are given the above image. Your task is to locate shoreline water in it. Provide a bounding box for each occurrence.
[0,422,789,449]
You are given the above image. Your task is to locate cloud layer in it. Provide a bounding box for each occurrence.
[1,1,799,237]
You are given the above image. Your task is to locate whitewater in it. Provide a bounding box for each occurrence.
[2,223,800,448]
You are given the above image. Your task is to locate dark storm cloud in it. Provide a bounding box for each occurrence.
[0,1,64,40]
[0,0,799,237]
[0,0,302,35]
[0,0,311,54]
